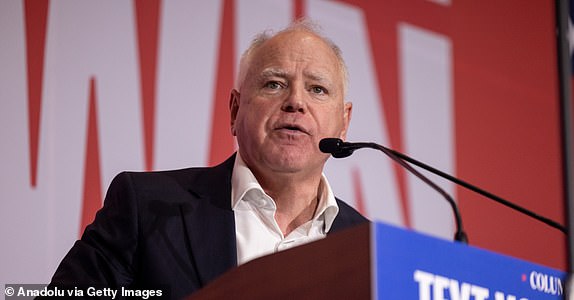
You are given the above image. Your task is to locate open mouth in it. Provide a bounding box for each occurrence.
[275,124,309,135]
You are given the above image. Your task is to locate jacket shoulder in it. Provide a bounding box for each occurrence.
[331,198,370,233]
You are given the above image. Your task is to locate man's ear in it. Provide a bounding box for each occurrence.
[229,89,240,136]
[340,101,353,140]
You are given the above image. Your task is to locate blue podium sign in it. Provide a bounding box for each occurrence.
[372,222,566,300]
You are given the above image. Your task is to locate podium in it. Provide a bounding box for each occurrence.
[189,222,566,299]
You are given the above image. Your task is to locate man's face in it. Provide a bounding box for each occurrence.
[230,30,352,178]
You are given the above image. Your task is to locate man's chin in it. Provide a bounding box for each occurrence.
[266,154,323,174]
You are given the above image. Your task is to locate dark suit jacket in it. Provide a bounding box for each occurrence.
[49,154,368,299]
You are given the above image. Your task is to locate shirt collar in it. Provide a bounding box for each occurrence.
[231,152,339,232]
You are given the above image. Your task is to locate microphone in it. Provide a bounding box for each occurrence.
[320,138,468,243]
[319,138,358,158]
[320,138,567,241]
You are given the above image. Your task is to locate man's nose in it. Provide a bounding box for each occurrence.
[281,85,306,113]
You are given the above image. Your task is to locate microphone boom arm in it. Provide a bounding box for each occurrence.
[383,146,567,234]
[352,142,469,243]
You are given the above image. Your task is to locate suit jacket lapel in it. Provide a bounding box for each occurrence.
[180,154,238,286]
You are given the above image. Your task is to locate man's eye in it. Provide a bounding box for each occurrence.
[265,81,282,89]
[310,86,327,95]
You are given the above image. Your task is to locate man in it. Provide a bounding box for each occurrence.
[47,20,368,299]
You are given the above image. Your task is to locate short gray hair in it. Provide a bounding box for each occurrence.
[235,19,349,96]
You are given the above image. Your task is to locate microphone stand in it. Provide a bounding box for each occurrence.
[321,137,567,239]
[383,146,567,234]
[333,141,469,244]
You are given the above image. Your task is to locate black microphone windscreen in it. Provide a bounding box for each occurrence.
[319,138,343,154]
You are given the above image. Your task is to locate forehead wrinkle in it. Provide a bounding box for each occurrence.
[248,35,341,85]
[303,71,330,85]
[256,67,334,85]
[259,68,288,79]
[235,21,349,95]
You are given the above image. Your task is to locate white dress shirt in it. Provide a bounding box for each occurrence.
[231,152,340,265]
